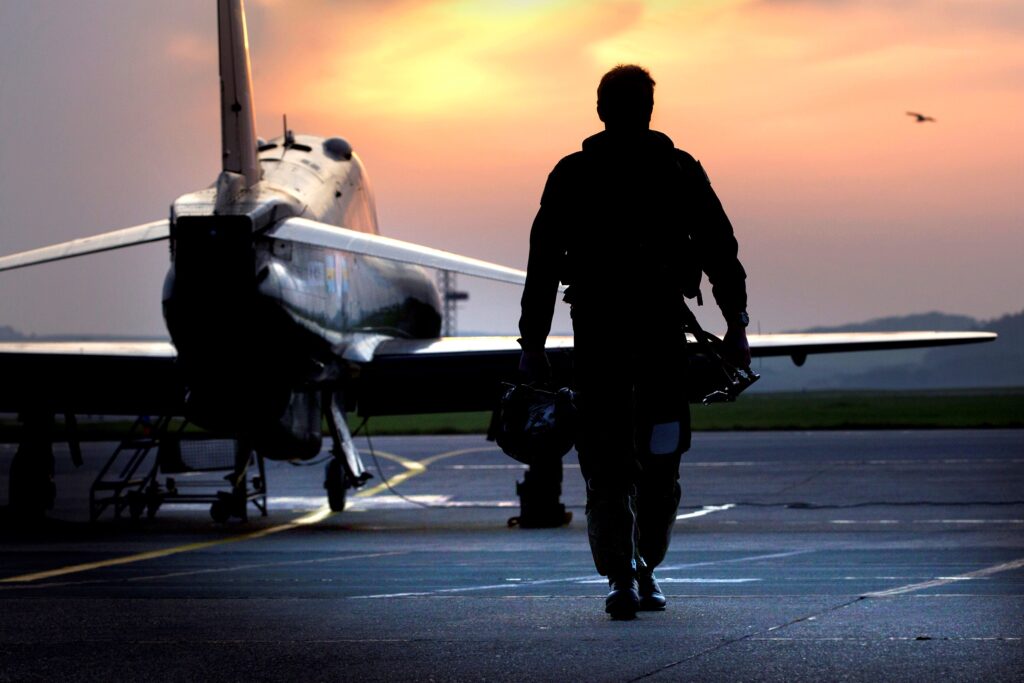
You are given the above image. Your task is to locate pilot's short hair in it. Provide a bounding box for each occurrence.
[597,65,655,127]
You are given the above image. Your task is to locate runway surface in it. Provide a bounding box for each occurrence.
[1,430,1022,681]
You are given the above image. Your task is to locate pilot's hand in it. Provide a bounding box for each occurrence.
[518,349,551,385]
[722,326,751,369]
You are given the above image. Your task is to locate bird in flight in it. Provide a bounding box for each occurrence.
[906,111,936,123]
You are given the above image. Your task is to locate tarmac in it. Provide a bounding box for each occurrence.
[0,429,1022,681]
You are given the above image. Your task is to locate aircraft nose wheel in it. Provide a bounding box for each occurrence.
[210,498,231,523]
[209,490,248,522]
[324,459,347,512]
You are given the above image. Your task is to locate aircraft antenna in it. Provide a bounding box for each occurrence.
[283,114,294,147]
[437,271,469,336]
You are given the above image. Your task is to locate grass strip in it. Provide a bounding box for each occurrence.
[353,388,1024,434]
[1,389,1021,441]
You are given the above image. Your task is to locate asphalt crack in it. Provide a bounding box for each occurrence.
[629,596,867,682]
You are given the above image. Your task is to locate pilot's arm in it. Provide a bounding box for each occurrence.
[518,167,569,381]
[683,155,751,366]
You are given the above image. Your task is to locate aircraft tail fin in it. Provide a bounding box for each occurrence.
[217,0,260,188]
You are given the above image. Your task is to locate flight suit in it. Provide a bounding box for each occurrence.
[519,129,746,578]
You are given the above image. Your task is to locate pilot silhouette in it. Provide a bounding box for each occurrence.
[518,65,750,618]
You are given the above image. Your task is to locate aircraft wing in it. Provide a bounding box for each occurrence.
[0,216,997,417]
[0,330,997,416]
[744,331,998,364]
[0,341,182,415]
[0,221,170,273]
[269,218,547,287]
[0,216,545,290]
[354,330,998,415]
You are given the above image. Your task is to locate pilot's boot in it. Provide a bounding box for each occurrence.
[606,573,640,619]
[635,480,681,610]
[586,488,640,618]
[637,565,666,611]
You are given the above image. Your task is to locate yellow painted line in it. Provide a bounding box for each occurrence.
[354,449,426,498]
[0,442,500,584]
[372,450,426,470]
[1,451,422,583]
[125,550,406,583]
[0,505,334,584]
[421,446,500,466]
[354,446,500,498]
[0,551,408,592]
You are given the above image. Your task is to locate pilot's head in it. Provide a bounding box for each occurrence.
[597,64,655,131]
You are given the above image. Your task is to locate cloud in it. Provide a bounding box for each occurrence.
[166,32,216,68]
[269,0,649,120]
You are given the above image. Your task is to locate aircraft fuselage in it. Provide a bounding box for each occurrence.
[162,133,441,457]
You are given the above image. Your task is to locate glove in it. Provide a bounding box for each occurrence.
[722,326,751,369]
[518,349,551,385]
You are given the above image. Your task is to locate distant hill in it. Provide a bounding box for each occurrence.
[0,326,167,343]
[752,309,1022,391]
[835,310,1022,389]
[795,311,980,334]
[0,325,26,341]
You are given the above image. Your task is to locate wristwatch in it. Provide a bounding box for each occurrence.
[732,311,750,328]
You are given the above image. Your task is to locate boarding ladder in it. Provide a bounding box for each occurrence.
[89,416,267,522]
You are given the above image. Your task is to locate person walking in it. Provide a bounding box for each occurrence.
[518,64,750,619]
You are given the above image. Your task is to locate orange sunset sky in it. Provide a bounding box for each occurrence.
[0,0,1021,336]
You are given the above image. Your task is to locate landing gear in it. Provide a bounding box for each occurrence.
[8,412,56,520]
[322,391,372,513]
[324,458,347,512]
[208,439,266,522]
[209,493,242,523]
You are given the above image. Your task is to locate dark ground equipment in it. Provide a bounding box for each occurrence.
[492,382,577,528]
[508,456,572,528]
[89,416,267,522]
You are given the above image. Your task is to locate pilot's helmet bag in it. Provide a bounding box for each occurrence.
[495,383,577,465]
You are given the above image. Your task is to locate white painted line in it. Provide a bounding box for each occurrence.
[431,501,519,508]
[268,496,328,509]
[448,464,527,470]
[350,549,811,599]
[754,637,1023,642]
[576,577,760,584]
[863,557,1024,598]
[677,504,735,520]
[831,520,899,525]
[346,494,451,510]
[679,458,1024,467]
[917,519,1024,524]
[657,549,812,573]
[831,519,1023,525]
[345,495,520,510]
[658,578,761,584]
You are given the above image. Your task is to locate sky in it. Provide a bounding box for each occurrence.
[0,0,1021,337]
